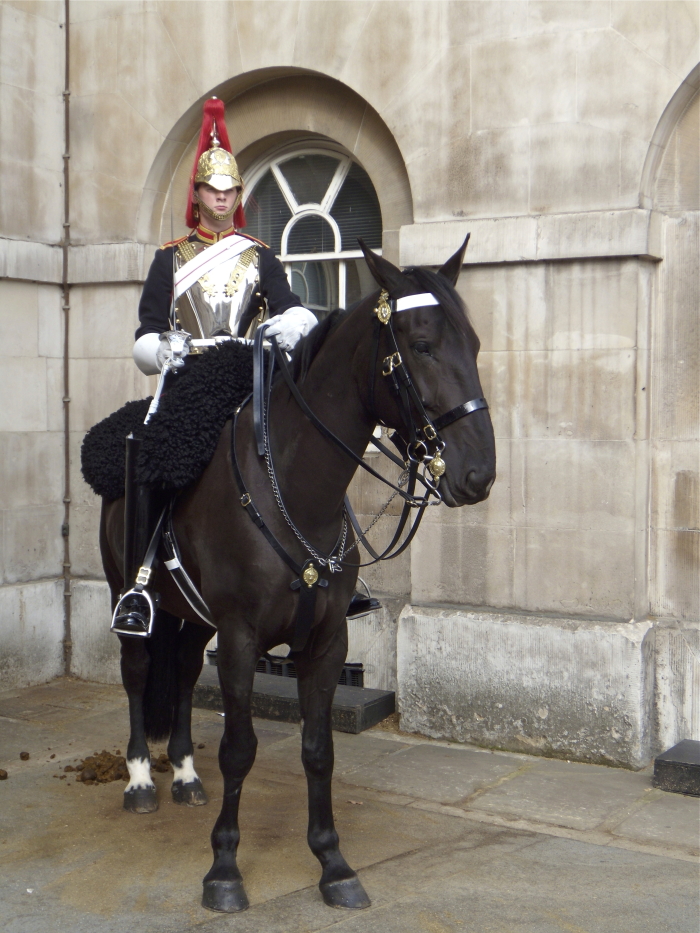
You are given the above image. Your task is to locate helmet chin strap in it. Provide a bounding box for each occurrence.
[194,189,242,223]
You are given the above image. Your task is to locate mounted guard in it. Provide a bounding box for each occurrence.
[112,98,378,638]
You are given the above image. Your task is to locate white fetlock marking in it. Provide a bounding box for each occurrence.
[172,754,198,786]
[125,757,155,792]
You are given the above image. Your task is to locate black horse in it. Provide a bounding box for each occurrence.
[99,239,496,912]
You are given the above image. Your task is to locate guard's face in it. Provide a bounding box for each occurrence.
[195,184,239,216]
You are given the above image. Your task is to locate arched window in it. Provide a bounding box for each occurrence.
[243,148,382,316]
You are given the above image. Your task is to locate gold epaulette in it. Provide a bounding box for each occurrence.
[239,232,268,249]
[159,235,189,250]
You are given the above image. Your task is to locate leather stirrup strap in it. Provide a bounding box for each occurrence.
[253,324,268,456]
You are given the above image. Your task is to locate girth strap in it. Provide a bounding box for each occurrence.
[162,505,216,628]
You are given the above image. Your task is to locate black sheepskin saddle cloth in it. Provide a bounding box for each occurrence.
[81,340,255,500]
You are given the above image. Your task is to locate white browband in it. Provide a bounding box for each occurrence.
[395,293,439,312]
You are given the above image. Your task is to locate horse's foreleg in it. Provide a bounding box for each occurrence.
[119,635,158,813]
[168,621,214,806]
[296,633,371,910]
[201,638,258,913]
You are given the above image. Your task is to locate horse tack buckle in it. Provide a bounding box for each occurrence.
[423,424,437,441]
[374,289,392,325]
[382,352,402,376]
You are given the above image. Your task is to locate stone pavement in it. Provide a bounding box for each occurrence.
[0,678,697,933]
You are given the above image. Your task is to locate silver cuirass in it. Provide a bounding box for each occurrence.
[173,239,262,339]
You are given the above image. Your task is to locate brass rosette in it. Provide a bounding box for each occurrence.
[374,290,392,325]
[302,564,319,587]
[428,453,446,479]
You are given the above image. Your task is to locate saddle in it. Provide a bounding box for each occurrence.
[80,340,256,499]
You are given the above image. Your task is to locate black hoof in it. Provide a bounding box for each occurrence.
[171,778,208,807]
[202,879,249,913]
[123,786,158,814]
[320,875,371,910]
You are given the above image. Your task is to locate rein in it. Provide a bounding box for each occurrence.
[239,288,488,569]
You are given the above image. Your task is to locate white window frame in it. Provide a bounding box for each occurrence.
[243,145,381,309]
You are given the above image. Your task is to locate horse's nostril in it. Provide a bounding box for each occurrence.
[465,470,495,499]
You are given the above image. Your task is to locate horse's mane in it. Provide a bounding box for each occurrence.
[288,306,351,382]
[288,266,472,383]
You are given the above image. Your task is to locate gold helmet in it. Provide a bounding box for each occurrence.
[194,145,242,192]
[186,97,246,228]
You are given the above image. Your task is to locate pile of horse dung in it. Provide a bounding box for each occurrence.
[58,750,171,785]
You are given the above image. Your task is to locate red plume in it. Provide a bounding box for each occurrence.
[186,98,246,229]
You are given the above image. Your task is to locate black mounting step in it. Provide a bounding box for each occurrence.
[653,740,700,796]
[193,665,395,735]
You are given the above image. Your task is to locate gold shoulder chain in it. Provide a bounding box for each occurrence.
[176,241,197,265]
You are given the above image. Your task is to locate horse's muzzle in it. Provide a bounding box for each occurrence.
[443,468,495,507]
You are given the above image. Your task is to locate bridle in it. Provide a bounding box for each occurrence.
[366,289,489,499]
[232,286,489,572]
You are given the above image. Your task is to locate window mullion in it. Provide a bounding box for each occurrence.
[271,163,299,214]
[339,260,346,310]
[321,158,351,212]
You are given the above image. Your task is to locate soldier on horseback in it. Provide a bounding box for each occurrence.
[113,98,378,637]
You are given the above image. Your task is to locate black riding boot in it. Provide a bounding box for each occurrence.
[112,435,164,637]
[346,578,381,620]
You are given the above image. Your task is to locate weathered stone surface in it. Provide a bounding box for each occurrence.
[652,621,700,753]
[347,597,404,692]
[397,607,654,768]
[400,210,664,266]
[0,580,63,689]
[69,284,143,359]
[70,580,120,685]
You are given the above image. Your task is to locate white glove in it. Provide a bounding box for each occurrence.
[265,307,317,351]
[156,330,191,371]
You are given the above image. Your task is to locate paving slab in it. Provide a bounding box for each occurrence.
[467,756,655,831]
[0,678,698,933]
[611,790,700,852]
[339,741,524,803]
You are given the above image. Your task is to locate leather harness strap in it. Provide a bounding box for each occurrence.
[230,401,328,654]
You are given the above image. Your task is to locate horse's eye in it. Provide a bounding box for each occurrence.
[412,341,431,356]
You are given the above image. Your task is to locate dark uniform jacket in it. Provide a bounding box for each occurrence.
[135,229,305,341]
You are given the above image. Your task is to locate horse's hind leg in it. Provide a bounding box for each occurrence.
[201,635,259,913]
[296,631,371,910]
[168,621,215,806]
[119,635,158,813]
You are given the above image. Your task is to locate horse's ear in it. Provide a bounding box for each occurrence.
[358,238,406,294]
[437,233,470,286]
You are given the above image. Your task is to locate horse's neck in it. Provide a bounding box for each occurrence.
[269,309,375,529]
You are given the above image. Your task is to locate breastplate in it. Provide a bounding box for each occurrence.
[174,240,260,339]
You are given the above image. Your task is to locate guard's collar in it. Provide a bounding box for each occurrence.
[194,223,236,244]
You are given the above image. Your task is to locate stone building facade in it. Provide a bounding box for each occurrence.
[1,0,698,768]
